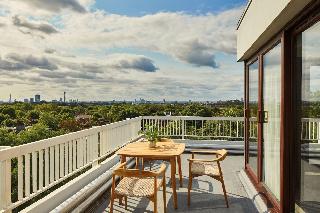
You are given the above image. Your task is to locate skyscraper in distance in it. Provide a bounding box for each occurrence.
[35,94,40,103]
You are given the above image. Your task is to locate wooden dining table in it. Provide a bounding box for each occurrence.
[116,141,185,209]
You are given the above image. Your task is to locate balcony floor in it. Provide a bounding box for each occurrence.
[86,154,258,213]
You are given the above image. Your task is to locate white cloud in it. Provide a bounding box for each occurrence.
[50,8,241,68]
[0,1,244,101]
[14,0,87,13]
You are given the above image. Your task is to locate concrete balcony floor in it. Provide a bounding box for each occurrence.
[86,154,258,213]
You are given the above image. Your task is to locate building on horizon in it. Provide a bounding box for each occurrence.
[30,98,34,103]
[23,99,29,103]
[35,94,40,103]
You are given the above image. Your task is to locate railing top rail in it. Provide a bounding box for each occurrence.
[0,117,141,161]
[141,116,244,121]
[301,118,320,122]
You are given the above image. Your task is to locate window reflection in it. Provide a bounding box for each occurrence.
[296,21,320,213]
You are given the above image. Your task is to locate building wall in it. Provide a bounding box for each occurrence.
[237,0,312,61]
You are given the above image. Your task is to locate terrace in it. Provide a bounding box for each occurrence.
[0,116,319,212]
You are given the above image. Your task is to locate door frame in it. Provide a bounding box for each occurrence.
[243,1,320,212]
[245,35,282,212]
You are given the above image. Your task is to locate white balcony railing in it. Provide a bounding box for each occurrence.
[0,116,319,212]
[0,117,141,212]
[142,116,245,140]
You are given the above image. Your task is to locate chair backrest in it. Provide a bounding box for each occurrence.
[113,161,166,178]
[216,149,228,162]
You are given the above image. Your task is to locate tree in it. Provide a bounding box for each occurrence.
[3,118,16,127]
[2,107,16,118]
[27,110,40,123]
[38,112,60,130]
[0,113,9,125]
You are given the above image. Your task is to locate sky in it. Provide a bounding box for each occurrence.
[0,0,246,102]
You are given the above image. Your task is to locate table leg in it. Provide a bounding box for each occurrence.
[121,155,126,163]
[177,155,183,187]
[170,157,178,209]
[119,155,126,205]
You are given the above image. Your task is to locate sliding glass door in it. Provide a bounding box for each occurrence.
[248,60,259,176]
[262,43,281,200]
[295,20,320,213]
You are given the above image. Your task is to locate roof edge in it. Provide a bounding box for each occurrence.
[236,0,252,30]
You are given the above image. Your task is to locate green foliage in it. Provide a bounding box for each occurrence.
[27,110,40,121]
[2,107,16,118]
[3,118,16,127]
[140,125,160,142]
[38,112,60,130]
[0,128,18,146]
[0,102,246,146]
[18,123,65,144]
[0,113,9,124]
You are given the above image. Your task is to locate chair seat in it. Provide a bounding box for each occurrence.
[115,177,162,197]
[191,162,220,177]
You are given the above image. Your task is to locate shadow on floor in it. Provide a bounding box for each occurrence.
[88,177,258,213]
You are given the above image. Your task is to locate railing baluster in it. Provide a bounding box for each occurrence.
[39,149,43,190]
[18,156,23,200]
[69,141,72,173]
[60,144,64,178]
[0,159,11,210]
[32,151,38,193]
[54,145,59,181]
[49,146,54,183]
[44,151,50,186]
[25,153,30,196]
[72,140,77,170]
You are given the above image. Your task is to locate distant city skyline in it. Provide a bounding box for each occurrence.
[0,92,244,103]
[0,0,245,101]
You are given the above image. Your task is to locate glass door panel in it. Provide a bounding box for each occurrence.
[248,60,259,175]
[262,43,281,200]
[295,21,320,213]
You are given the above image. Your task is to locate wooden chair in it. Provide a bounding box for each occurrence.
[187,149,229,208]
[140,138,183,187]
[110,161,167,213]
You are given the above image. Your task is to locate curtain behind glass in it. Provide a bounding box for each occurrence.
[263,43,281,200]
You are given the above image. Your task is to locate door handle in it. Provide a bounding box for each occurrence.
[258,110,268,123]
[263,111,268,123]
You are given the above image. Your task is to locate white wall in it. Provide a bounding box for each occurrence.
[237,0,312,61]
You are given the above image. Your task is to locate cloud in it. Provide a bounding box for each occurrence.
[15,0,87,13]
[44,48,56,54]
[49,8,242,68]
[0,57,29,71]
[106,54,158,72]
[5,53,58,70]
[39,70,97,80]
[174,40,219,68]
[13,15,58,34]
[0,3,245,101]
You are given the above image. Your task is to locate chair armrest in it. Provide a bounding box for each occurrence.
[154,163,167,176]
[187,158,219,163]
[113,161,127,171]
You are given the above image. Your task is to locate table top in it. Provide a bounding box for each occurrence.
[117,141,185,158]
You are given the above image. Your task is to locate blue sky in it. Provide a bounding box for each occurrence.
[94,0,244,16]
[0,0,246,102]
